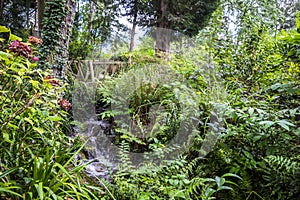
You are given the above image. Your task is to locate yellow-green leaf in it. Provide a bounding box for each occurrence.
[33,127,45,134]
[48,116,63,122]
[24,117,34,125]
[0,25,10,33]
[30,80,40,88]
[9,33,22,41]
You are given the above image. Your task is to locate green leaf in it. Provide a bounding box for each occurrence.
[259,120,275,129]
[294,128,300,136]
[243,151,253,159]
[215,176,225,187]
[171,190,186,198]
[276,120,295,127]
[0,187,23,197]
[34,182,44,200]
[222,173,242,180]
[219,186,233,190]
[204,188,216,197]
[0,25,10,33]
[253,135,262,142]
[24,117,34,125]
[0,51,12,60]
[9,33,22,41]
[33,127,45,134]
[0,167,19,178]
[277,122,290,131]
[30,80,40,88]
[2,132,11,142]
[47,116,63,122]
[248,107,254,116]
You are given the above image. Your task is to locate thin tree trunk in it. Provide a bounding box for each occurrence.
[26,0,30,29]
[38,0,45,32]
[0,0,4,22]
[129,0,138,52]
[87,0,94,44]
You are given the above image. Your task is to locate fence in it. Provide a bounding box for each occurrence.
[68,60,126,81]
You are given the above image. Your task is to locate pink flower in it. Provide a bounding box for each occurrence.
[8,40,32,58]
[59,99,72,111]
[32,56,39,62]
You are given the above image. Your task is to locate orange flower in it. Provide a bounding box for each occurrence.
[28,36,42,45]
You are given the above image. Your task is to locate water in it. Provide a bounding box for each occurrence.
[74,118,119,181]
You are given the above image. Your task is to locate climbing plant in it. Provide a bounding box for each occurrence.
[39,0,76,77]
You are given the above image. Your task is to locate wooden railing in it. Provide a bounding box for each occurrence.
[68,60,126,81]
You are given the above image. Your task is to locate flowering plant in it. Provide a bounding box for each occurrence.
[28,36,42,45]
[8,40,32,58]
[8,36,42,62]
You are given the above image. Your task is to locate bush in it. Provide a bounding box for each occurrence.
[0,27,105,199]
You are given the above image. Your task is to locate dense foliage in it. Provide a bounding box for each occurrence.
[0,0,299,199]
[94,1,300,199]
[0,28,107,199]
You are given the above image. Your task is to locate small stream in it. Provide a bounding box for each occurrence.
[74,118,119,181]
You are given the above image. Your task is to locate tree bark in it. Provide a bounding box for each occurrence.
[155,0,171,60]
[34,0,46,37]
[87,0,94,44]
[0,0,4,22]
[59,0,76,77]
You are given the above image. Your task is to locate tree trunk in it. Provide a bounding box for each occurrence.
[87,0,94,44]
[0,0,4,22]
[155,0,171,60]
[59,0,76,77]
[25,0,30,29]
[35,0,46,37]
[129,0,138,52]
[39,0,77,77]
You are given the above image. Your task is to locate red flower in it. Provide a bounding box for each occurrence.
[59,99,72,111]
[8,40,32,58]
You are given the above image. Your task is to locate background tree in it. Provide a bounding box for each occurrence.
[0,0,36,37]
[277,0,300,29]
[116,0,141,52]
[115,0,219,56]
[69,0,128,60]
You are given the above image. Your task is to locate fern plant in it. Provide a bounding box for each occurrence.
[259,155,300,199]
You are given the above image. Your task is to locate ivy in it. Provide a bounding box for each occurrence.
[39,0,74,77]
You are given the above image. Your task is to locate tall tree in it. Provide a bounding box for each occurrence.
[0,0,4,22]
[117,0,140,52]
[69,0,127,60]
[129,0,138,52]
[118,0,219,57]
[39,0,77,77]
[277,0,300,29]
[34,0,46,37]
[87,0,95,44]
